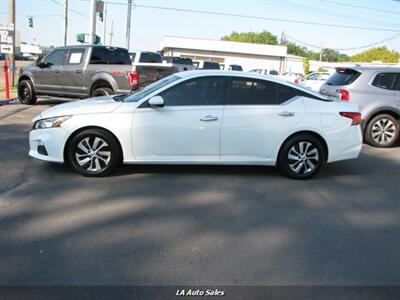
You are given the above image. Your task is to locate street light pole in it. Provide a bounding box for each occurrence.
[88,0,97,44]
[63,0,68,46]
[126,0,132,50]
[103,3,107,45]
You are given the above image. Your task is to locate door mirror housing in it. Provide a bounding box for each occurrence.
[148,96,164,107]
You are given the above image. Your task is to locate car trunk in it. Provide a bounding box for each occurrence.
[319,67,361,99]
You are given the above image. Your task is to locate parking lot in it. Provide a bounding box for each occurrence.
[0,99,399,285]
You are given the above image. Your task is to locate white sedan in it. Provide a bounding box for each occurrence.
[29,71,362,179]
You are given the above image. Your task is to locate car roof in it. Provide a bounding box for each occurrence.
[175,70,323,98]
[338,65,400,72]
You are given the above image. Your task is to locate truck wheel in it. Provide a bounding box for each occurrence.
[91,87,114,97]
[18,80,37,105]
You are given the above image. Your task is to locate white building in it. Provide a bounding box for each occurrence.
[160,36,299,74]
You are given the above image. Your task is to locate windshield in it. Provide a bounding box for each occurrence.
[124,75,180,102]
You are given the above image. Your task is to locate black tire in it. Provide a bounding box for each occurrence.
[277,134,325,179]
[67,129,121,177]
[18,80,37,105]
[91,87,114,97]
[365,114,399,148]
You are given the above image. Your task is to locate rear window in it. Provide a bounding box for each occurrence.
[90,47,131,65]
[172,57,192,65]
[326,68,361,86]
[139,52,162,63]
[372,73,398,90]
[203,62,220,69]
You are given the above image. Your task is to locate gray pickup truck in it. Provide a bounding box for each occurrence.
[18,45,137,104]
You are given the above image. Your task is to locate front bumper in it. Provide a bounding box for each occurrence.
[29,127,70,163]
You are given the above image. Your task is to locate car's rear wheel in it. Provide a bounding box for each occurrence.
[67,129,120,176]
[18,80,37,105]
[365,114,399,148]
[278,134,325,179]
[91,87,114,97]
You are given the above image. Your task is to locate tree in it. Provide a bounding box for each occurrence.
[221,31,278,45]
[350,46,399,63]
[321,48,349,62]
[303,58,310,75]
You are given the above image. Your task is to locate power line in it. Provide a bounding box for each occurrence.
[50,0,88,17]
[314,0,400,15]
[130,3,400,32]
[284,32,400,51]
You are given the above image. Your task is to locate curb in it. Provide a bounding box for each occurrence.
[0,98,20,106]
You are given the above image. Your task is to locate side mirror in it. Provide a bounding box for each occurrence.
[148,96,164,107]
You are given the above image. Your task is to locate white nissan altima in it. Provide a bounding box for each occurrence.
[29,70,362,179]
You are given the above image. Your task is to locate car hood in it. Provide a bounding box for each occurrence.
[35,96,122,121]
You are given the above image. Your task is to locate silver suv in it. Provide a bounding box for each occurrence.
[320,66,400,147]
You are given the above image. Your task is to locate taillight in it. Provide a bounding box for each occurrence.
[340,112,361,125]
[126,71,139,91]
[294,78,299,84]
[336,89,349,101]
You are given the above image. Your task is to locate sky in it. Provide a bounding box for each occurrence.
[1,0,400,55]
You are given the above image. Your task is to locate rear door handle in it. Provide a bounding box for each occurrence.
[75,70,82,74]
[53,69,60,73]
[200,115,219,122]
[278,111,296,117]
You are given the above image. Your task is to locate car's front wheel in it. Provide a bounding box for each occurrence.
[278,134,325,179]
[365,114,399,148]
[67,129,121,176]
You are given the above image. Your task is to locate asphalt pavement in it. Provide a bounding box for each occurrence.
[0,100,399,285]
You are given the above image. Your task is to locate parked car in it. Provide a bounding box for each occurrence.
[196,61,220,70]
[280,72,306,85]
[29,70,362,179]
[129,51,178,87]
[320,66,400,147]
[18,45,135,104]
[304,71,331,91]
[249,69,279,76]
[229,64,243,71]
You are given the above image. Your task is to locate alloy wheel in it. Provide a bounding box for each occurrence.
[371,118,396,145]
[75,136,111,172]
[287,141,320,175]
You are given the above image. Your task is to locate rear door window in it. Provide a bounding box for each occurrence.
[90,47,131,65]
[227,78,276,105]
[66,48,85,64]
[276,84,321,103]
[372,73,397,90]
[139,52,162,63]
[394,74,400,91]
[326,68,361,86]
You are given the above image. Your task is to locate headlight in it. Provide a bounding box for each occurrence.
[33,116,71,130]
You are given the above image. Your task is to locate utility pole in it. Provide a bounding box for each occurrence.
[88,0,97,44]
[63,0,68,46]
[103,3,107,45]
[126,0,132,50]
[109,20,113,46]
[8,0,16,87]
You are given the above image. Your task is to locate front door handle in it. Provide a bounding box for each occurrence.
[75,70,82,74]
[278,111,296,117]
[200,115,219,122]
[53,69,60,73]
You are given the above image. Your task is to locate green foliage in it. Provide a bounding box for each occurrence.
[318,67,328,72]
[220,31,399,63]
[221,31,278,45]
[350,46,399,63]
[303,58,310,75]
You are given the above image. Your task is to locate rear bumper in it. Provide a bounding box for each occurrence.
[327,125,363,163]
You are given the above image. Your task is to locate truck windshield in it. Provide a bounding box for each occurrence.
[124,75,180,102]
